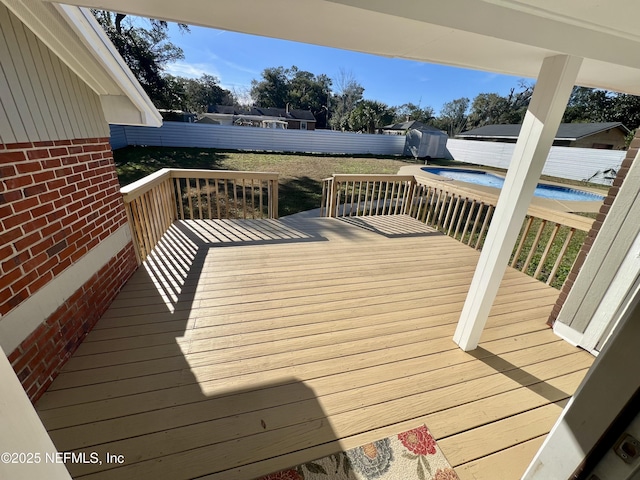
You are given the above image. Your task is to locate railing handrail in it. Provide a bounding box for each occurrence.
[121,168,279,204]
[330,174,416,183]
[121,168,172,203]
[169,169,279,181]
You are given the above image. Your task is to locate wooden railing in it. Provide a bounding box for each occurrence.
[321,174,416,217]
[121,168,279,263]
[321,174,593,288]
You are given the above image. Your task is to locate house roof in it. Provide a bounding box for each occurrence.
[2,1,160,127]
[458,122,630,140]
[208,105,316,121]
[207,105,243,115]
[57,0,640,97]
[381,121,441,132]
[251,107,316,122]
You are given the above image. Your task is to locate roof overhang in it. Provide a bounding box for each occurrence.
[2,0,161,126]
[42,0,640,97]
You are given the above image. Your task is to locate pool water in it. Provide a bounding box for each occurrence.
[422,167,604,202]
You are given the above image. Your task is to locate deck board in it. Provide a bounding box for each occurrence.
[35,216,593,479]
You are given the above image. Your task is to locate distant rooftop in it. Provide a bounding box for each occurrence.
[208,105,316,121]
[381,120,443,132]
[458,122,629,140]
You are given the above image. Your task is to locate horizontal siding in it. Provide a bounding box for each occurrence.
[116,122,406,156]
[0,5,108,144]
[447,139,625,185]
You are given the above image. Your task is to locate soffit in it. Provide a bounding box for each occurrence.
[45,0,640,95]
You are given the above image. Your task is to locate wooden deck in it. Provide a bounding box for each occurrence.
[35,215,594,480]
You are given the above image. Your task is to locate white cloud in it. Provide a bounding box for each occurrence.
[164,61,221,79]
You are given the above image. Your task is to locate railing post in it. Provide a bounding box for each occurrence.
[328,176,338,218]
[271,178,279,219]
[404,178,416,215]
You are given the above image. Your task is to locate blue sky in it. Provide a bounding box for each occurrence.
[164,23,532,114]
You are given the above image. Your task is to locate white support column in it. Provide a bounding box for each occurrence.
[453,55,582,351]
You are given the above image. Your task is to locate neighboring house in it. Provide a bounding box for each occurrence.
[158,109,197,123]
[203,104,316,130]
[380,120,443,135]
[458,122,630,149]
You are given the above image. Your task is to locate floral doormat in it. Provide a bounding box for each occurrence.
[256,425,459,480]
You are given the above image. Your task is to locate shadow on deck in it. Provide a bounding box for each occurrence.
[35,215,593,480]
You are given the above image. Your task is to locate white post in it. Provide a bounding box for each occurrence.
[523,279,640,479]
[453,55,583,351]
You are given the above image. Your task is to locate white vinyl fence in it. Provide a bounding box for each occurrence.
[110,122,405,156]
[110,123,626,185]
[446,138,625,184]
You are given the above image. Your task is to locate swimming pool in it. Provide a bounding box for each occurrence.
[422,167,605,202]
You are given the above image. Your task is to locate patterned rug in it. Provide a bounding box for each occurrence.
[256,425,459,480]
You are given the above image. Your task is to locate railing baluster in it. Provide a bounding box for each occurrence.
[548,228,576,285]
[522,220,547,273]
[453,198,466,239]
[242,179,247,220]
[251,179,256,219]
[224,179,230,219]
[383,181,391,215]
[467,202,481,246]
[427,190,441,226]
[436,192,449,228]
[476,204,494,249]
[258,180,262,218]
[421,187,433,223]
[535,222,561,279]
[511,216,534,267]
[446,195,461,235]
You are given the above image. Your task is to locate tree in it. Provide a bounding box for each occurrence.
[467,93,510,129]
[434,97,470,137]
[92,11,189,108]
[467,82,533,129]
[288,68,332,128]
[329,69,365,131]
[250,66,290,108]
[182,74,235,112]
[348,100,395,134]
[393,102,435,125]
[562,87,612,123]
[609,93,640,131]
[561,86,640,131]
[250,66,332,128]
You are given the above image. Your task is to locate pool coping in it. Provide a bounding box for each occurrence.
[398,165,605,214]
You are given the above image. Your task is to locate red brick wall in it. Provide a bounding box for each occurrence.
[6,244,137,401]
[0,137,138,402]
[548,136,640,326]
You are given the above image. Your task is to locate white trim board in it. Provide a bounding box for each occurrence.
[0,349,71,479]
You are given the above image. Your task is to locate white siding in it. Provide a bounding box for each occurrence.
[0,4,108,144]
[447,138,625,185]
